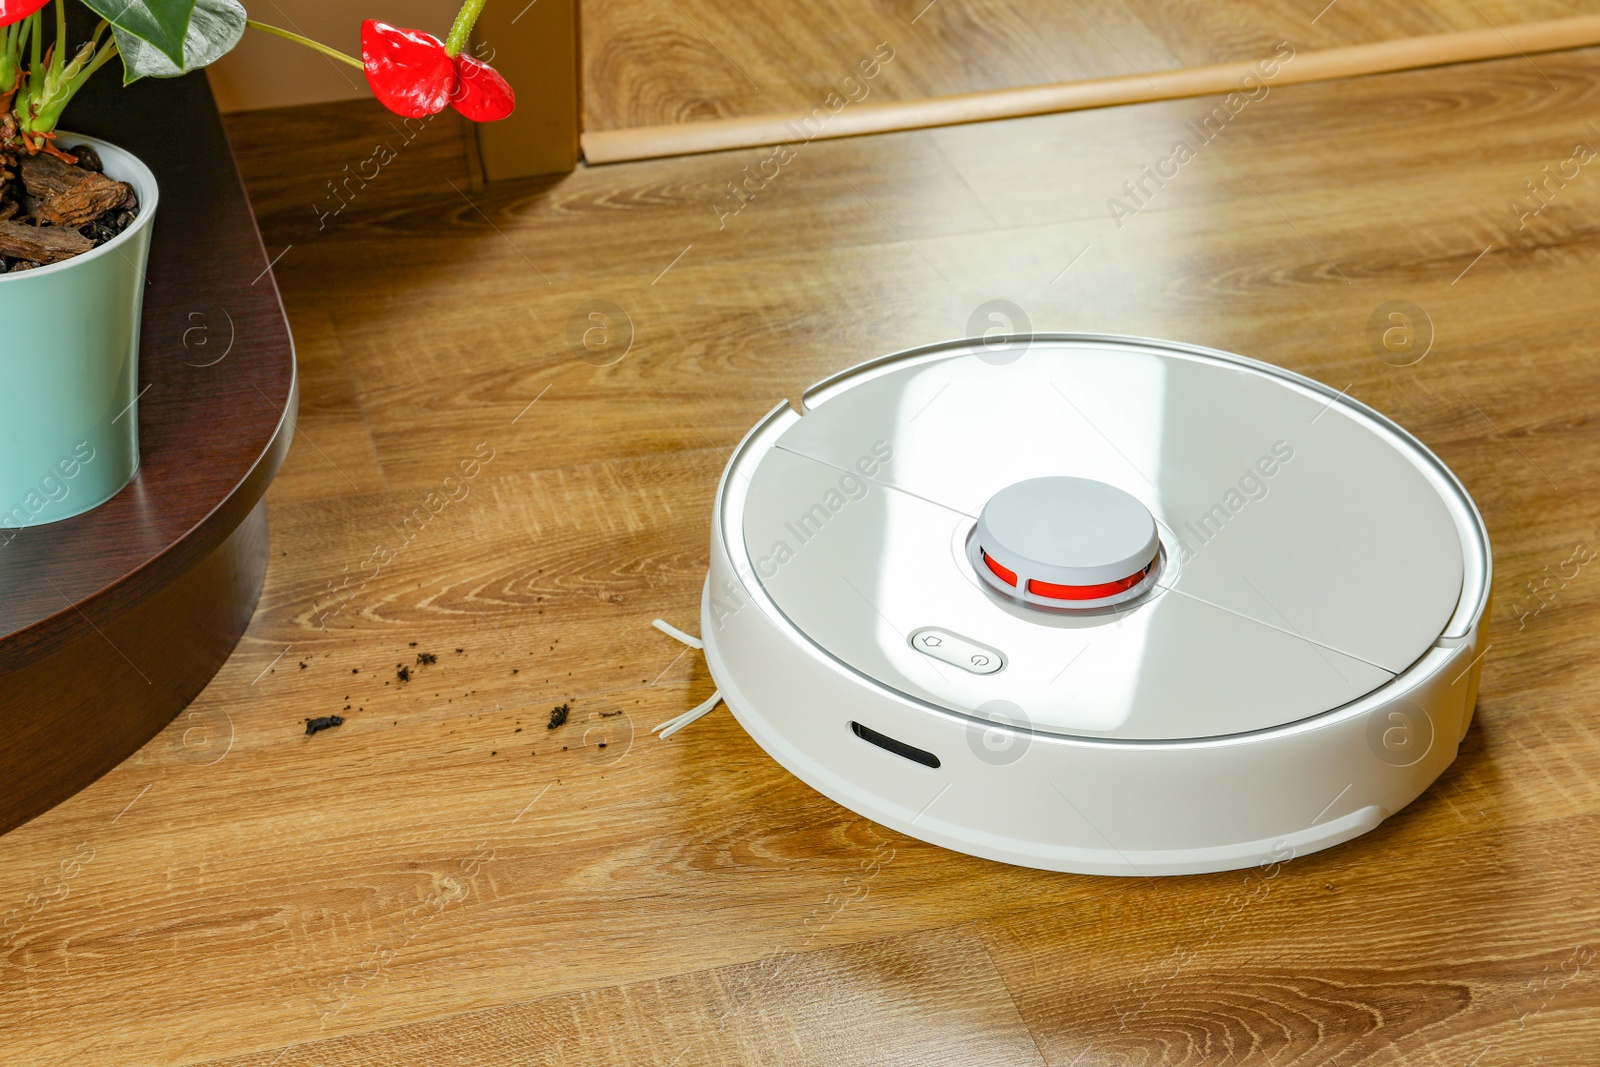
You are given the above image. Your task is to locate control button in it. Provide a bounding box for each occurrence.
[909,627,1006,675]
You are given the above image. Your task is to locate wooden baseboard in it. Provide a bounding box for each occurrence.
[222,98,483,226]
[582,14,1600,164]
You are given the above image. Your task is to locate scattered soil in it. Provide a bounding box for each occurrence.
[305,715,344,736]
[0,146,140,272]
[547,704,570,730]
[416,652,437,665]
[396,664,411,682]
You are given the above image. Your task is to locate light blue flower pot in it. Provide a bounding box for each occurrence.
[0,134,158,529]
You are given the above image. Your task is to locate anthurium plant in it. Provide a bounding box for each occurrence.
[0,0,515,137]
[0,0,512,268]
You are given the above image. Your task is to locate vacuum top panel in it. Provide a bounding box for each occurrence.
[736,337,1467,741]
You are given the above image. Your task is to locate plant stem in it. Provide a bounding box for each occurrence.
[81,36,118,81]
[443,0,487,58]
[53,0,64,73]
[245,20,364,70]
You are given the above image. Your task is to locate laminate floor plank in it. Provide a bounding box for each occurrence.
[188,926,1048,1066]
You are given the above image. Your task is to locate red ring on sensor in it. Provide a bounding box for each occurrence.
[1027,562,1152,601]
[981,550,1018,587]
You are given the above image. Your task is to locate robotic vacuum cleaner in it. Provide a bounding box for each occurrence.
[701,335,1490,875]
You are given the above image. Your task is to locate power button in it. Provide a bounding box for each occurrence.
[909,627,1006,675]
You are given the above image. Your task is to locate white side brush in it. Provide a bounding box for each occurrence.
[650,618,723,739]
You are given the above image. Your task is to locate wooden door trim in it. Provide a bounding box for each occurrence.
[473,0,582,179]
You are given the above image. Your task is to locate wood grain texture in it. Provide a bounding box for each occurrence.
[5,43,1600,1067]
[582,15,1600,162]
[195,927,1049,1066]
[222,97,483,224]
[0,70,295,835]
[580,0,1600,132]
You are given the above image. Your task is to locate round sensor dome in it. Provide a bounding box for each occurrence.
[973,476,1161,609]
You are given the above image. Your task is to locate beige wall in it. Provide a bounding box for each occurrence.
[208,0,459,112]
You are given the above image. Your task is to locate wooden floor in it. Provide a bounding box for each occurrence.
[6,43,1600,1065]
[582,0,1600,130]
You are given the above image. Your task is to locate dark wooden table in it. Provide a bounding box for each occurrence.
[0,69,296,835]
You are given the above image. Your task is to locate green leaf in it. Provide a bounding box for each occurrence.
[80,0,196,67]
[112,0,244,79]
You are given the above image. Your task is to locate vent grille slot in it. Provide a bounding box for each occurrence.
[851,721,940,769]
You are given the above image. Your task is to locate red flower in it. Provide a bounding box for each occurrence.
[0,0,49,28]
[361,21,455,119]
[361,20,516,122]
[452,53,515,122]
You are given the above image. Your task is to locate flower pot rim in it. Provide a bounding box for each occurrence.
[0,130,160,284]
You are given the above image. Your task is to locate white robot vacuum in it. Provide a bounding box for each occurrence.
[700,335,1490,875]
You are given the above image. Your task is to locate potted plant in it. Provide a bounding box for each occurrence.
[0,0,512,530]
